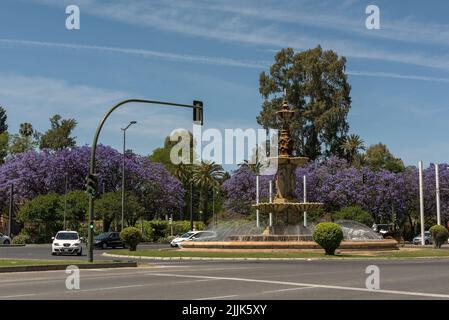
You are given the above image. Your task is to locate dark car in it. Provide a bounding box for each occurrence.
[94,232,125,249]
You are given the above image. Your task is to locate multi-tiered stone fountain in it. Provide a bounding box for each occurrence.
[251,94,322,238]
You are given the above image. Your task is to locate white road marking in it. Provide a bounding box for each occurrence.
[0,293,37,299]
[196,294,239,300]
[0,269,156,286]
[150,273,449,299]
[173,279,220,285]
[68,284,145,293]
[144,266,263,274]
[0,277,50,284]
[262,286,315,294]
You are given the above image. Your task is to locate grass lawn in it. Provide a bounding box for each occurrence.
[0,259,114,268]
[109,248,449,259]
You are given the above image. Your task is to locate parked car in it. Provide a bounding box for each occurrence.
[51,231,83,255]
[413,231,433,245]
[170,230,217,247]
[0,232,11,245]
[372,223,405,244]
[94,232,125,249]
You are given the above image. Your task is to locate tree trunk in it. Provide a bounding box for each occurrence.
[203,190,209,223]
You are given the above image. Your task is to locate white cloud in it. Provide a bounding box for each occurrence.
[27,0,449,71]
[347,71,449,83]
[0,39,266,69]
[0,74,126,118]
[2,38,449,84]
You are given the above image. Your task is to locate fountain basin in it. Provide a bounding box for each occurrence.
[228,235,313,241]
[180,239,398,251]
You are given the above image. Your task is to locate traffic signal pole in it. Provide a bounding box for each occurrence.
[87,99,203,262]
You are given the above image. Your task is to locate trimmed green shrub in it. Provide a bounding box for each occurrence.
[313,222,344,255]
[120,227,142,251]
[429,225,449,248]
[172,220,191,235]
[12,234,30,244]
[333,206,374,226]
[150,220,169,241]
[135,220,154,242]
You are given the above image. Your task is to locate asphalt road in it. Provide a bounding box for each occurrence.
[0,243,168,261]
[1,258,449,299]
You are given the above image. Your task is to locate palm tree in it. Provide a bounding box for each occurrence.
[174,163,193,185]
[19,122,34,137]
[341,134,365,164]
[238,159,263,174]
[174,163,194,219]
[193,161,225,222]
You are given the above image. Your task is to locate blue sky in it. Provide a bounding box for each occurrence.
[1,0,449,170]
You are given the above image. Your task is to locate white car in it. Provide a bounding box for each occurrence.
[413,231,433,245]
[170,231,217,247]
[0,232,11,245]
[51,231,83,256]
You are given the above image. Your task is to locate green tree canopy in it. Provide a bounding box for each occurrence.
[257,46,351,160]
[363,143,405,173]
[333,205,374,226]
[149,130,196,174]
[0,132,8,164]
[95,191,144,232]
[63,190,89,230]
[0,106,7,134]
[16,193,63,242]
[39,114,77,150]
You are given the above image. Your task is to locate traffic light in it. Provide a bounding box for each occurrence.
[85,173,99,197]
[193,100,203,126]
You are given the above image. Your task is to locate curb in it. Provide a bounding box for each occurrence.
[102,252,449,262]
[0,261,137,273]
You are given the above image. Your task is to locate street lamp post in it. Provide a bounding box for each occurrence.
[418,161,425,246]
[64,173,68,230]
[8,183,13,238]
[190,181,194,231]
[212,187,218,227]
[435,164,441,225]
[86,99,203,263]
[256,174,260,228]
[303,175,307,227]
[121,121,137,232]
[269,180,273,228]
